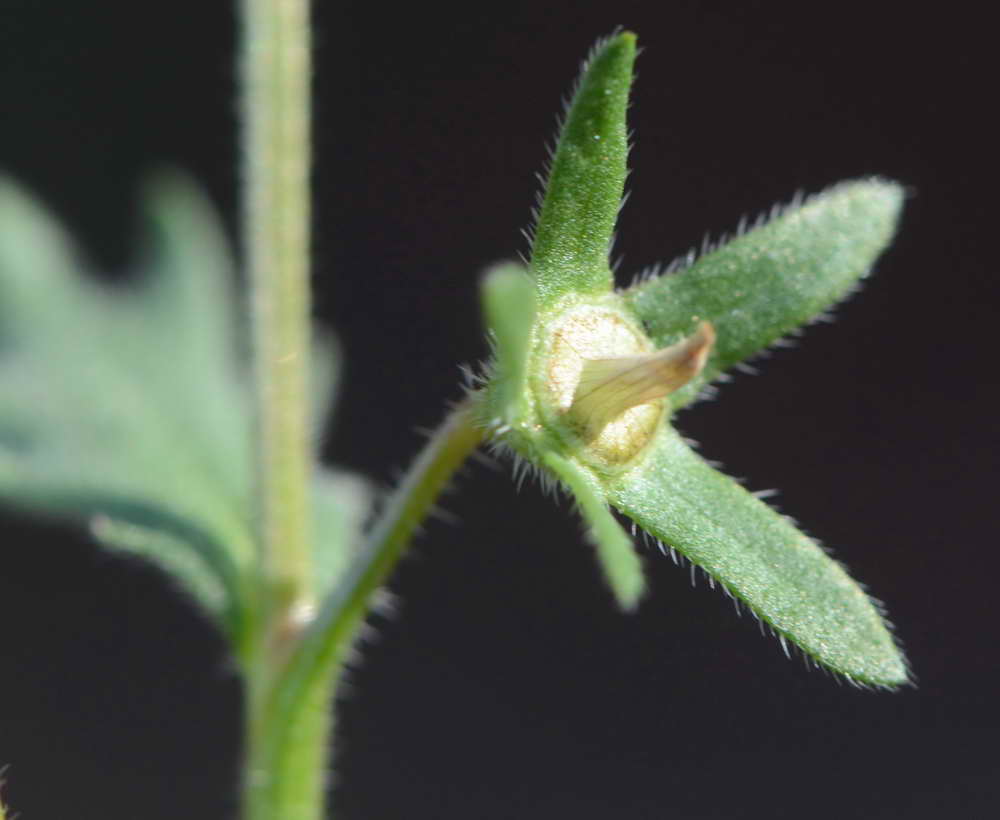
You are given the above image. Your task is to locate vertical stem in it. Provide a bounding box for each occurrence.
[241,0,314,621]
[238,4,485,817]
[240,0,317,817]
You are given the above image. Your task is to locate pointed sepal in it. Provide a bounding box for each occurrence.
[542,450,645,610]
[626,179,904,409]
[479,262,536,427]
[605,425,909,687]
[530,31,636,309]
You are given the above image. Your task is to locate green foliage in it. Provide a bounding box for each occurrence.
[606,426,907,685]
[0,25,913,820]
[530,31,636,308]
[542,450,644,609]
[627,179,904,410]
[479,262,536,424]
[0,173,370,652]
[479,31,909,687]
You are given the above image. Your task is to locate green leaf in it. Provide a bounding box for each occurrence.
[91,513,233,620]
[625,179,904,409]
[530,31,636,309]
[0,174,256,638]
[0,175,370,648]
[312,468,372,599]
[310,328,342,442]
[542,450,644,610]
[605,425,908,687]
[137,172,243,388]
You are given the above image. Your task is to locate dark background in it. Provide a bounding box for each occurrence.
[1,2,996,818]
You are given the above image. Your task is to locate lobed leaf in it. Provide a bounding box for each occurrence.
[605,425,909,687]
[530,31,636,310]
[625,179,904,409]
[0,176,258,629]
[0,175,369,648]
[311,468,372,599]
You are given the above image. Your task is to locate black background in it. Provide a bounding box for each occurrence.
[1,2,997,818]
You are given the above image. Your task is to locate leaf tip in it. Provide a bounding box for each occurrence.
[606,28,637,54]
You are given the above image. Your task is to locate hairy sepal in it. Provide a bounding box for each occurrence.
[479,261,536,431]
[605,424,909,687]
[530,31,636,309]
[542,450,645,610]
[626,179,904,409]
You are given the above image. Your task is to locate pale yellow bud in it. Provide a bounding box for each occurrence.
[540,304,714,467]
[571,321,715,437]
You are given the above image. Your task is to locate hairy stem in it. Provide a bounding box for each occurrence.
[329,399,486,646]
[245,400,485,820]
[241,0,314,622]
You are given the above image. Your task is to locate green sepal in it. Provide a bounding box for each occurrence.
[605,425,908,687]
[542,450,645,610]
[625,179,904,409]
[479,261,535,426]
[483,37,908,688]
[530,31,636,309]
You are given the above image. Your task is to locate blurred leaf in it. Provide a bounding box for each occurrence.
[0,174,368,646]
[0,173,255,637]
[312,468,371,599]
[310,328,341,443]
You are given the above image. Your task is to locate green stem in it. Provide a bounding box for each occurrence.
[245,400,484,820]
[239,0,318,817]
[325,399,485,649]
[243,664,336,820]
[241,0,314,621]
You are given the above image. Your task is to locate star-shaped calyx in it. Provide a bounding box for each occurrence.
[475,31,909,688]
